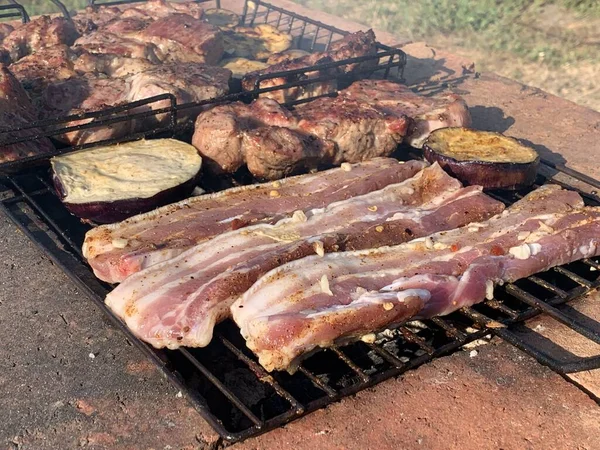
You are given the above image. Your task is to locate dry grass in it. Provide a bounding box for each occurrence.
[296,0,600,111]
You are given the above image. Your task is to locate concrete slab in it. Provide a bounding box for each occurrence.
[1,1,599,449]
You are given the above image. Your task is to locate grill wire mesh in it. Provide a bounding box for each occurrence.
[0,0,599,445]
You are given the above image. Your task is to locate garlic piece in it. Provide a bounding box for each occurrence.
[271,181,282,188]
[424,237,434,249]
[375,225,384,233]
[111,238,128,249]
[269,190,280,198]
[361,333,376,343]
[292,210,307,223]
[320,274,333,296]
[313,240,325,257]
[485,280,494,300]
[518,231,531,241]
[341,162,352,171]
[509,244,531,260]
[383,302,394,311]
[368,205,378,212]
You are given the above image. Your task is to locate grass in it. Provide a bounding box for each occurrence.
[295,0,600,110]
[26,0,87,16]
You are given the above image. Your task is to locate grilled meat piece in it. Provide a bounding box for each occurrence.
[241,30,377,102]
[74,52,156,78]
[102,17,151,36]
[38,63,230,146]
[193,80,471,180]
[126,63,231,127]
[0,66,54,163]
[192,98,296,174]
[342,80,472,147]
[73,31,162,63]
[2,16,79,62]
[137,14,223,64]
[40,74,130,146]
[295,95,409,164]
[71,0,204,34]
[0,23,14,43]
[120,0,204,21]
[10,46,78,103]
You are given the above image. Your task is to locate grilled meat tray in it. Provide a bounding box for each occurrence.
[1,0,600,445]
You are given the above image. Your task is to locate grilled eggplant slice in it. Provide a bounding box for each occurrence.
[204,8,240,29]
[223,24,293,60]
[423,127,539,190]
[51,139,202,224]
[220,57,269,78]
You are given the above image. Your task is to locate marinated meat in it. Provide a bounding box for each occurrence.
[73,31,162,63]
[104,163,503,349]
[0,66,54,163]
[10,46,78,102]
[137,14,223,64]
[194,79,470,179]
[74,52,156,78]
[83,158,427,283]
[2,16,79,62]
[232,185,586,371]
[39,74,130,146]
[241,30,377,102]
[126,63,231,127]
[342,80,472,147]
[192,99,297,174]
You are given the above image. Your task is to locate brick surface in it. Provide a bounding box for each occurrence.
[1,1,599,449]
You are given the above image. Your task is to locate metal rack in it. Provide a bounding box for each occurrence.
[0,0,406,174]
[0,0,598,445]
[0,0,29,23]
[1,156,599,444]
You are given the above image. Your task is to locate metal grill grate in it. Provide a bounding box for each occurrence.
[0,0,599,445]
[1,158,600,443]
[0,0,29,23]
[0,0,406,175]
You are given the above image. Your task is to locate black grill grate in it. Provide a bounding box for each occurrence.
[0,0,406,175]
[2,159,600,443]
[0,0,29,22]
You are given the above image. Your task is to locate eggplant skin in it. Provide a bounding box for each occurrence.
[422,128,540,190]
[423,146,539,190]
[52,172,200,224]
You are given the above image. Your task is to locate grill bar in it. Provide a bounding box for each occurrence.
[0,0,599,443]
[0,1,29,23]
[505,284,600,345]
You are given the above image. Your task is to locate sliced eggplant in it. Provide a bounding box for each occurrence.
[423,127,539,190]
[51,139,202,224]
[204,8,240,29]
[220,57,269,79]
[223,24,293,61]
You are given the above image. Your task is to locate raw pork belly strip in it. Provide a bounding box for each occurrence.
[232,184,595,372]
[104,163,503,349]
[84,158,427,283]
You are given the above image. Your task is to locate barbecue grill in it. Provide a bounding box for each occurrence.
[0,0,599,445]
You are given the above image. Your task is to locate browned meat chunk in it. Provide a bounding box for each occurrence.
[10,46,78,102]
[73,31,162,63]
[74,52,156,78]
[39,74,130,146]
[137,14,223,64]
[193,93,408,180]
[241,30,377,102]
[341,80,472,147]
[193,79,471,179]
[2,16,79,62]
[0,66,54,163]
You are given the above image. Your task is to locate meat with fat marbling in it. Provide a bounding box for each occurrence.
[232,184,586,372]
[104,163,503,349]
[83,158,427,283]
